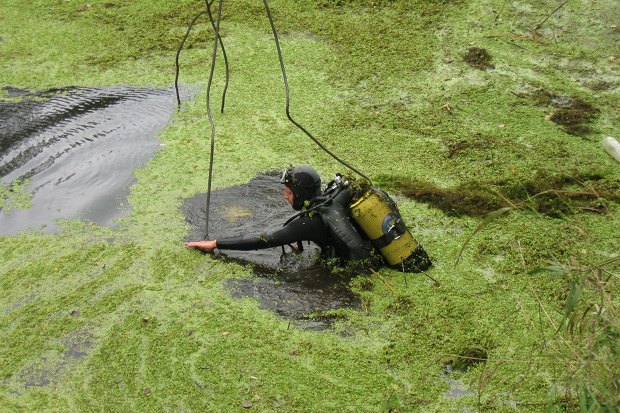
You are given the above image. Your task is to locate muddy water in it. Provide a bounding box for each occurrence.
[181,174,361,330]
[0,86,183,235]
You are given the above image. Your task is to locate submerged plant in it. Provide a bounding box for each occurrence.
[453,175,618,266]
[531,257,620,411]
[378,174,619,219]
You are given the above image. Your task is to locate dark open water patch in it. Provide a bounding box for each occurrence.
[181,174,361,330]
[226,268,360,331]
[0,85,184,235]
[181,173,308,269]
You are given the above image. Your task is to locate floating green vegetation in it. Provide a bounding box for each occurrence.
[316,0,392,8]
[1,0,619,411]
[0,180,32,213]
[50,1,213,68]
[442,346,488,373]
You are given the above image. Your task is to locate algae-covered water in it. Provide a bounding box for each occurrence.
[1,0,619,411]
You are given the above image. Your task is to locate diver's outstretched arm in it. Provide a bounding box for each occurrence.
[184,215,330,253]
[185,240,218,252]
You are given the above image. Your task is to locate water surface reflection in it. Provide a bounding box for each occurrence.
[0,86,181,234]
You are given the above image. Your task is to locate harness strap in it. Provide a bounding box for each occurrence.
[282,241,305,254]
[371,219,408,250]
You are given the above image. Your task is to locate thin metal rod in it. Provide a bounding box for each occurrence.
[262,0,372,184]
[175,10,209,108]
[204,0,224,239]
[175,2,230,112]
[205,0,230,113]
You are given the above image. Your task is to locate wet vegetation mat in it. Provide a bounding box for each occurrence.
[1,0,619,411]
[377,173,620,218]
[463,47,495,70]
[520,89,601,136]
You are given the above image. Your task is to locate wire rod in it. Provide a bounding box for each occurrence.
[204,0,224,239]
[205,0,229,113]
[262,0,373,184]
[175,10,208,108]
[175,1,230,112]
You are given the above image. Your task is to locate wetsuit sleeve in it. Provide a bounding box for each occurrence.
[216,214,330,251]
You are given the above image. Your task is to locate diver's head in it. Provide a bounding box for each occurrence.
[280,164,321,211]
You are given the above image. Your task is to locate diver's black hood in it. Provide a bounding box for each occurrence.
[281,165,322,211]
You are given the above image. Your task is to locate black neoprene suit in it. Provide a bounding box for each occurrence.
[216,214,333,251]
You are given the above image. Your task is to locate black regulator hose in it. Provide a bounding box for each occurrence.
[279,188,341,254]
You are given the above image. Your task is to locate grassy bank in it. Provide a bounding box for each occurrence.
[1,0,618,411]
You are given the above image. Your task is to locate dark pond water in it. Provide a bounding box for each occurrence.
[0,85,182,235]
[181,174,361,330]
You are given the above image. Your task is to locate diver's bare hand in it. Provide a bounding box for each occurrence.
[185,240,217,252]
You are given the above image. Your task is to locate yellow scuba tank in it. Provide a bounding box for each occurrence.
[350,188,430,271]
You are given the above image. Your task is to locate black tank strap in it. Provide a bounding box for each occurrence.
[371,219,408,250]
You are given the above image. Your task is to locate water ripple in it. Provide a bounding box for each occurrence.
[0,85,187,234]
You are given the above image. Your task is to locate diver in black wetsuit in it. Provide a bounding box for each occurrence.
[184,165,365,260]
[186,165,432,272]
